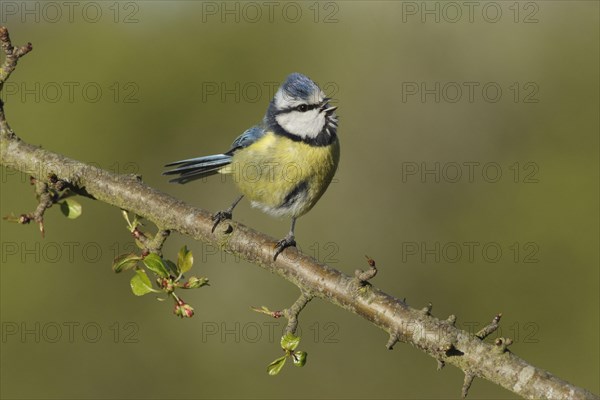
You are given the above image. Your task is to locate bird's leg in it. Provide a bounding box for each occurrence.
[212,195,244,232]
[274,217,297,260]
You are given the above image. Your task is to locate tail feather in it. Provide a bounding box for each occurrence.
[163,154,232,184]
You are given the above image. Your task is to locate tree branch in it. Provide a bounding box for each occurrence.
[0,27,597,400]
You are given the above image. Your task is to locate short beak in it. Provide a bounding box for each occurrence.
[320,98,337,114]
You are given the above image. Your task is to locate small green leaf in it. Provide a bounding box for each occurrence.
[143,253,169,278]
[281,332,300,351]
[177,245,193,274]
[122,210,141,231]
[59,199,82,219]
[292,351,307,367]
[130,269,153,296]
[267,356,287,376]
[183,276,209,289]
[251,305,272,315]
[112,253,141,273]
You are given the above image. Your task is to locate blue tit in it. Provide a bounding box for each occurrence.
[164,73,339,260]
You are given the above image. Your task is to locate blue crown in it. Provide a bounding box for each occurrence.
[281,73,319,100]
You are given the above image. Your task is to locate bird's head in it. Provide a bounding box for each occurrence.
[266,73,338,144]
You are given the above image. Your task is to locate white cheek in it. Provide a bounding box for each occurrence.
[276,110,325,138]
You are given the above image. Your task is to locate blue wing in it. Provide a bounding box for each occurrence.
[225,125,266,155]
[163,125,265,184]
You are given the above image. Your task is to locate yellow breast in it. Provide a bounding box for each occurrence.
[226,132,340,218]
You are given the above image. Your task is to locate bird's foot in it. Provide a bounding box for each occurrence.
[273,234,296,260]
[211,210,232,233]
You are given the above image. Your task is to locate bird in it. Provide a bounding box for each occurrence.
[163,73,340,260]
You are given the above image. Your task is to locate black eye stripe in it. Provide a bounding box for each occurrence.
[279,103,320,114]
[304,104,320,111]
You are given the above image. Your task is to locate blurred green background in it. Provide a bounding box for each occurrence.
[1,1,598,399]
